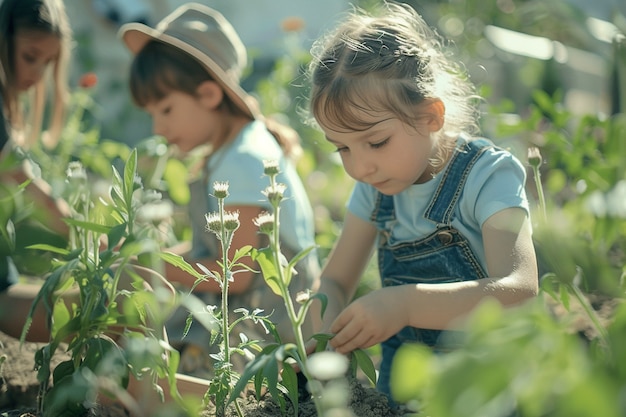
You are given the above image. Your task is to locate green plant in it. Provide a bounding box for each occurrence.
[163,180,276,417]
[391,296,626,417]
[228,161,376,416]
[23,150,191,417]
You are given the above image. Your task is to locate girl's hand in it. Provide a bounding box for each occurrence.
[329,286,409,354]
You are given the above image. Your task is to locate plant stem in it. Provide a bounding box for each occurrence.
[267,175,325,416]
[219,197,231,368]
[532,165,547,222]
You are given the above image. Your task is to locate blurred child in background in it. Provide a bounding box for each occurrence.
[0,0,72,341]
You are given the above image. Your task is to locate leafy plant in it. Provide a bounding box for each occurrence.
[23,150,190,417]
[391,296,626,417]
[228,160,376,416]
[163,180,277,417]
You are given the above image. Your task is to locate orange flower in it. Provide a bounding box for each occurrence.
[280,16,305,33]
[78,72,98,88]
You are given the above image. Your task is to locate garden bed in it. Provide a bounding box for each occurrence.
[0,330,403,417]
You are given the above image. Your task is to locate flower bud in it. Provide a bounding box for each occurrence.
[66,161,87,182]
[253,212,275,235]
[296,290,311,304]
[263,160,280,177]
[262,183,287,205]
[223,211,241,232]
[205,212,222,235]
[527,147,543,168]
[212,181,229,199]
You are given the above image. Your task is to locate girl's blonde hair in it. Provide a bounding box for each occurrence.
[307,1,480,158]
[129,41,302,161]
[0,0,72,149]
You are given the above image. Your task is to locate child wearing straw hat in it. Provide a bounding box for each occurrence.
[119,3,320,377]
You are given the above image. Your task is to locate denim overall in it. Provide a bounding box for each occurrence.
[373,138,492,398]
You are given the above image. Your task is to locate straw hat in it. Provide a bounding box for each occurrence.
[118,2,259,119]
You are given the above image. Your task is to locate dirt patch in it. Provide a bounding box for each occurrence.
[2,295,619,416]
[0,331,402,416]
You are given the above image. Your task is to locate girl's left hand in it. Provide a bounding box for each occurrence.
[328,286,408,354]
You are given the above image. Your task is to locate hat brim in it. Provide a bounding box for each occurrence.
[119,22,259,120]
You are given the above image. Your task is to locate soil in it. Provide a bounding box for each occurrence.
[1,294,619,417]
[0,330,402,417]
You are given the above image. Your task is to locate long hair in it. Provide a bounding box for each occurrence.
[307,1,481,161]
[0,0,72,149]
[129,40,302,161]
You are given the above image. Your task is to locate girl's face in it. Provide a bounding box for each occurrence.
[14,30,61,92]
[144,90,215,153]
[319,110,440,195]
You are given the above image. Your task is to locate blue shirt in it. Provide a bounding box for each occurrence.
[347,140,529,271]
[190,120,317,262]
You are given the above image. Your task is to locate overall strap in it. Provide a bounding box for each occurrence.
[423,138,493,225]
[370,191,395,225]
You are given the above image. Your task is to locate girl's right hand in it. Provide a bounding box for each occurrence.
[329,286,409,354]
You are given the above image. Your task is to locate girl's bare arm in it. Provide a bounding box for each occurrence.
[329,207,538,353]
[314,212,378,334]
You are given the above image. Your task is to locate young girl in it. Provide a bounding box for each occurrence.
[307,2,539,400]
[0,0,73,341]
[0,0,71,150]
[119,3,320,374]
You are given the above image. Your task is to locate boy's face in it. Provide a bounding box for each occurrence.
[144,90,215,153]
[318,110,439,195]
[14,29,61,92]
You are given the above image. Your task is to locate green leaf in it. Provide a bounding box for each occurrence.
[280,363,299,412]
[158,251,205,279]
[119,238,159,258]
[52,360,75,384]
[64,218,112,235]
[310,292,328,320]
[351,348,376,386]
[229,344,279,405]
[26,243,70,256]
[51,299,71,339]
[123,149,139,204]
[311,333,333,353]
[21,260,79,345]
[251,247,282,296]
[0,218,15,251]
[231,245,252,263]
[107,222,127,249]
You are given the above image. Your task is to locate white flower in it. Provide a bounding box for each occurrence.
[253,211,275,234]
[66,161,87,181]
[205,212,222,234]
[223,211,241,232]
[262,183,287,205]
[263,160,280,176]
[137,200,173,223]
[308,351,349,381]
[212,181,229,199]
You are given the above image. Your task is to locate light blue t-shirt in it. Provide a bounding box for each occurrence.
[347,140,529,271]
[189,120,316,262]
